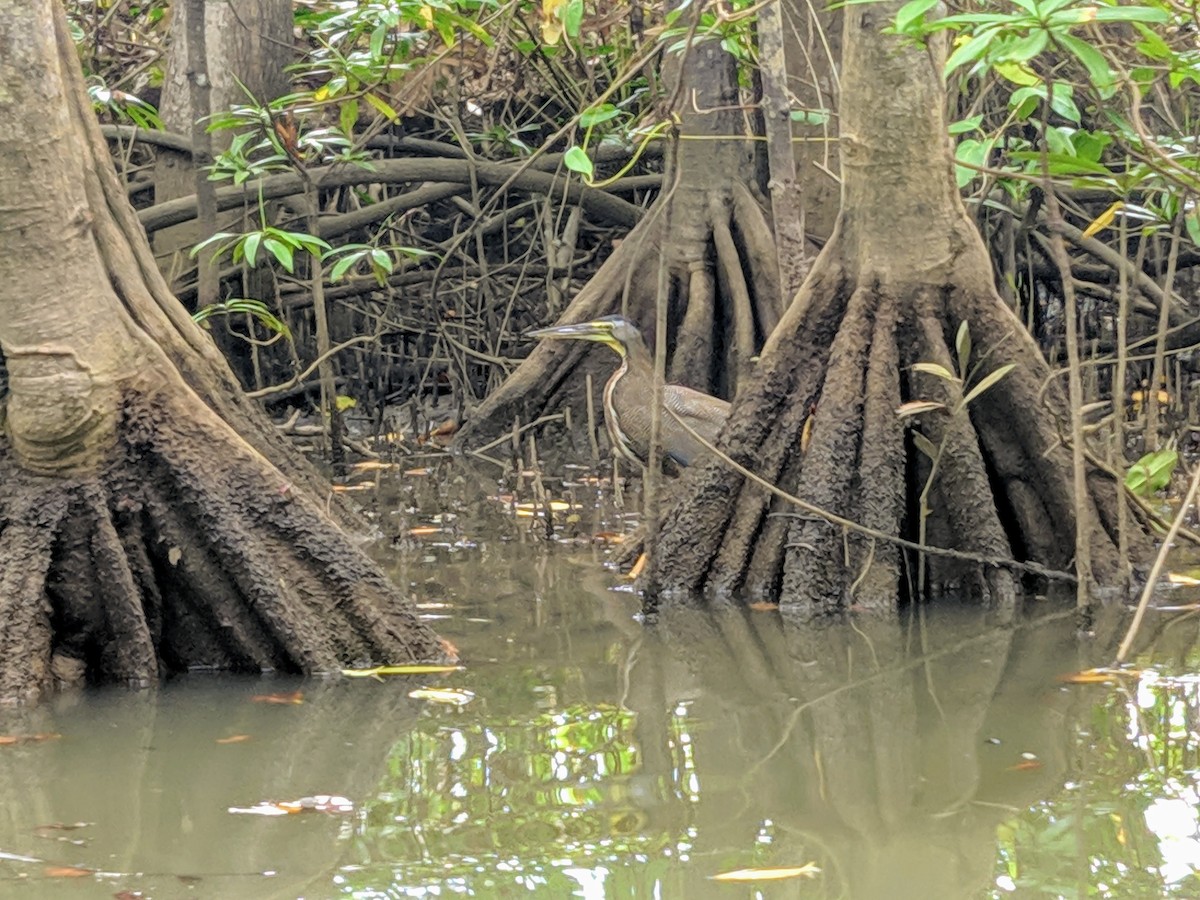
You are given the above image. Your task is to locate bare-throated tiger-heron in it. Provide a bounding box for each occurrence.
[526,316,730,469]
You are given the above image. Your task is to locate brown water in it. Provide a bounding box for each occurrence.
[2,466,1200,899]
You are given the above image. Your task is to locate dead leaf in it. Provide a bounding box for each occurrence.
[230,795,354,816]
[748,602,780,612]
[439,637,460,660]
[216,735,251,745]
[330,483,375,493]
[1057,668,1141,685]
[403,467,432,476]
[626,553,647,580]
[593,531,625,544]
[1167,571,1200,586]
[407,526,442,536]
[1007,760,1043,772]
[709,864,821,882]
[350,460,397,472]
[250,691,304,705]
[800,415,814,453]
[0,733,61,747]
[44,865,93,878]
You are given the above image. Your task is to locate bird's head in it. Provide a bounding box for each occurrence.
[525,315,643,358]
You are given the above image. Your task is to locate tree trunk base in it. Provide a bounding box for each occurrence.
[0,386,446,705]
[651,237,1137,611]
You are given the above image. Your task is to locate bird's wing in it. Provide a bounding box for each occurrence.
[665,385,731,434]
[661,384,731,465]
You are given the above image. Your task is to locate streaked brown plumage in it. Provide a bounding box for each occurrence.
[526,316,730,468]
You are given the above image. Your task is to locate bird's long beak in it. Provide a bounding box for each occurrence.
[526,321,611,343]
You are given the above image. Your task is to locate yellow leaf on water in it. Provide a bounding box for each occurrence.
[342,665,463,677]
[1057,667,1141,685]
[709,864,821,882]
[1167,571,1200,586]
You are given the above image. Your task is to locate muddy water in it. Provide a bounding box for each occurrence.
[1,466,1199,898]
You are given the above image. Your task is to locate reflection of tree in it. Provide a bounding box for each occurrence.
[0,682,427,899]
[991,653,1200,898]
[344,603,1119,898]
[644,606,1067,899]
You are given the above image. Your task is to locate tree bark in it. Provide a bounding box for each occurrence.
[0,0,446,705]
[649,0,1138,610]
[456,37,787,452]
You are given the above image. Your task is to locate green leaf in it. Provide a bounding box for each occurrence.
[791,108,831,126]
[944,30,995,78]
[563,146,594,178]
[563,0,584,37]
[961,363,1014,407]
[1057,33,1115,97]
[1089,6,1169,24]
[339,98,359,138]
[948,115,983,135]
[912,362,961,383]
[579,104,620,128]
[1125,449,1178,497]
[370,248,394,272]
[263,238,294,272]
[335,394,357,412]
[955,321,971,375]
[894,0,940,34]
[954,138,991,188]
[999,29,1048,64]
[329,252,362,282]
[994,61,1041,86]
[1047,85,1081,124]
[364,92,399,122]
[246,232,267,267]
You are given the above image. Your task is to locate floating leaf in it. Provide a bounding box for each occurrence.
[0,733,60,747]
[709,864,821,882]
[250,691,304,705]
[407,526,442,536]
[216,735,252,745]
[748,602,780,612]
[409,687,475,706]
[342,665,462,677]
[403,467,432,476]
[44,866,93,878]
[1167,571,1200,587]
[229,795,354,816]
[1058,667,1141,685]
[1007,759,1043,772]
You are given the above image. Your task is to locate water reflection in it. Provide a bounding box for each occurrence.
[2,471,1200,897]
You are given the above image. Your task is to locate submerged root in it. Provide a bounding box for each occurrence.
[0,387,447,705]
[650,261,1131,610]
